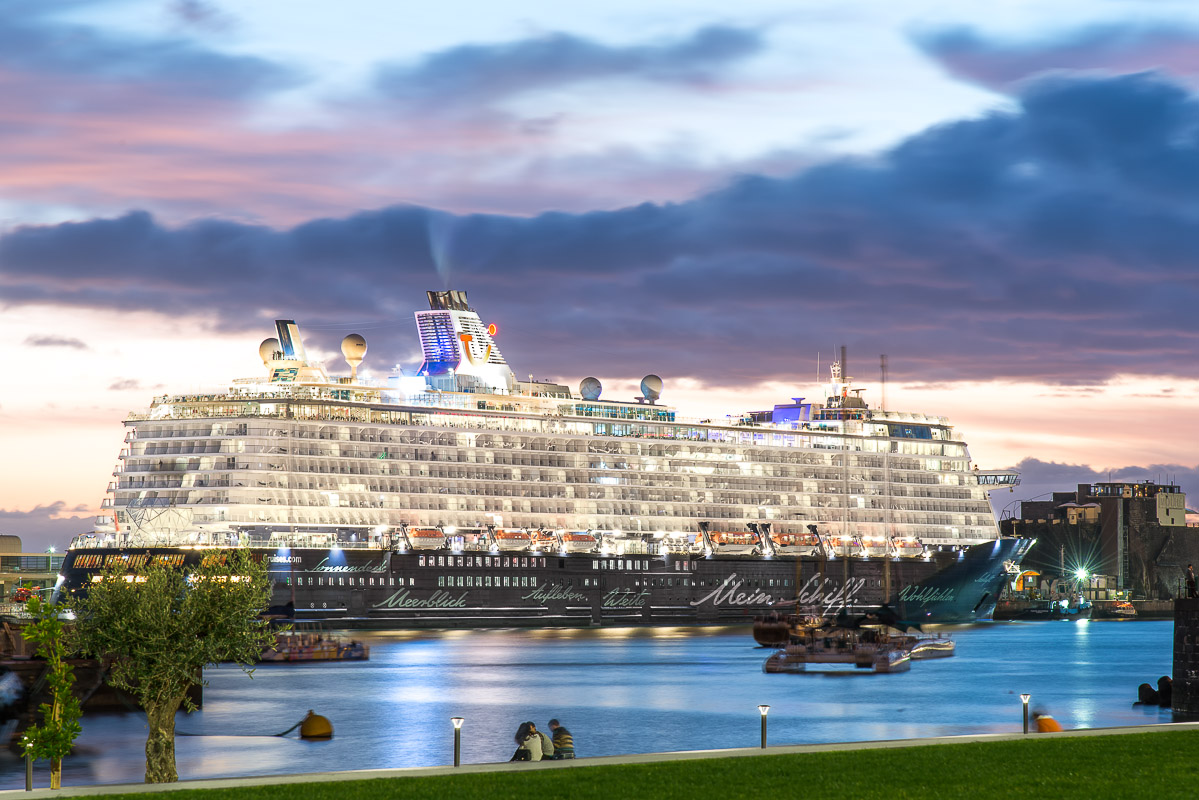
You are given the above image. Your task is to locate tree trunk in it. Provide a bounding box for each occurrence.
[50,758,61,790]
[144,697,182,783]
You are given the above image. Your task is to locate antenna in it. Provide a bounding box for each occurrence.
[816,352,820,383]
[880,354,888,412]
[840,345,847,380]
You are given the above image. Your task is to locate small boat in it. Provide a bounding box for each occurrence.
[260,629,369,662]
[763,627,916,674]
[1091,600,1137,620]
[529,530,559,552]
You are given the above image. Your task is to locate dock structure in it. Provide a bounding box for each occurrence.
[1174,598,1199,715]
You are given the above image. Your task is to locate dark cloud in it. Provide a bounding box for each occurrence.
[166,0,236,34]
[24,335,88,349]
[108,379,141,391]
[0,6,300,110]
[373,25,764,107]
[999,458,1199,520]
[4,72,1199,387]
[915,24,1199,92]
[0,501,92,552]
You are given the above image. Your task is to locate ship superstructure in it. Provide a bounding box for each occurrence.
[63,290,1027,628]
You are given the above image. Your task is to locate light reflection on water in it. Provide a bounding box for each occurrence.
[0,620,1176,788]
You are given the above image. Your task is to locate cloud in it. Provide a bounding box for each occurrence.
[24,335,88,349]
[915,24,1199,92]
[166,0,236,34]
[0,501,92,552]
[108,379,142,391]
[373,25,765,108]
[4,72,1199,387]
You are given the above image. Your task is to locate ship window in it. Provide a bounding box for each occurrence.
[369,578,374,586]
[457,576,463,587]
[338,577,344,586]
[438,556,445,567]
[466,577,473,587]
[409,578,414,586]
[359,578,365,586]
[317,577,324,586]
[418,556,425,567]
[504,576,510,587]
[521,557,528,568]
[485,577,491,587]
[457,557,463,567]
[592,561,599,570]
[476,557,483,567]
[486,557,492,567]
[559,559,565,569]
[438,576,444,587]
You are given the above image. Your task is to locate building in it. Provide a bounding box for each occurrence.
[1002,481,1197,600]
[0,535,66,601]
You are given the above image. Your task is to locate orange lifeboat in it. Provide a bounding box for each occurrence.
[494,529,531,552]
[708,531,760,554]
[770,531,821,556]
[407,527,446,550]
[562,532,597,553]
[893,539,924,558]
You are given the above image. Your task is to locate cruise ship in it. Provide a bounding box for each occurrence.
[59,290,1030,628]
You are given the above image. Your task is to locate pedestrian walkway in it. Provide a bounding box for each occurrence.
[7,720,1199,799]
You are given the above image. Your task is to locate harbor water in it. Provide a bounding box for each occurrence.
[0,620,1177,788]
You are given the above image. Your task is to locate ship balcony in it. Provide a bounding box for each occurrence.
[99,498,114,509]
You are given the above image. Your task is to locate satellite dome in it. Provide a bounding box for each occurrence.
[341,334,367,379]
[579,377,602,401]
[258,337,281,365]
[640,374,663,402]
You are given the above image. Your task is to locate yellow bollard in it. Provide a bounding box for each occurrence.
[299,710,333,739]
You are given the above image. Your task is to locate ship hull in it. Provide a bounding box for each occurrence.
[59,538,1030,630]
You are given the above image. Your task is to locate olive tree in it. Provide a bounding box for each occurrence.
[20,595,82,790]
[71,550,276,783]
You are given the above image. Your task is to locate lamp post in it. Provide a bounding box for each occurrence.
[451,717,464,767]
[757,705,770,748]
[1020,694,1031,734]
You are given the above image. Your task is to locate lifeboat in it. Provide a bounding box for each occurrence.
[823,536,864,558]
[862,537,890,558]
[770,532,821,556]
[561,532,597,553]
[494,529,531,552]
[529,530,559,551]
[708,531,761,555]
[407,527,447,550]
[893,539,924,558]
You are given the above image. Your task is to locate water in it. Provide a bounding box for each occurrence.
[0,620,1177,788]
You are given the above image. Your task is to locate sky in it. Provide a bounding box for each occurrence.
[3,0,1199,550]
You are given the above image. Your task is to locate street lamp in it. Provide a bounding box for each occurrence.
[757,705,770,749]
[1020,694,1031,734]
[451,717,464,767]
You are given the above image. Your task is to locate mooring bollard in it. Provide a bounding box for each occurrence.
[451,716,464,767]
[758,704,770,749]
[1021,693,1031,734]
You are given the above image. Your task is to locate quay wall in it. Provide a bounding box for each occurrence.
[1174,598,1199,715]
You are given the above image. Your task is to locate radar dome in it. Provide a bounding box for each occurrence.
[579,377,602,401]
[341,334,367,379]
[640,374,663,402]
[258,338,281,366]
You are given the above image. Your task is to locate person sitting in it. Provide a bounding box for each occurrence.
[509,721,543,761]
[531,721,554,759]
[548,718,575,759]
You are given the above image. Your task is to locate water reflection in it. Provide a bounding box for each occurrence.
[0,621,1176,788]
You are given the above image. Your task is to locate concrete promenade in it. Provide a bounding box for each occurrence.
[6,720,1199,799]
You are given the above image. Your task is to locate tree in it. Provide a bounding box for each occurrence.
[20,595,83,790]
[70,550,275,783]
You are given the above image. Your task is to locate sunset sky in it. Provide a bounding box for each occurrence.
[4,0,1199,551]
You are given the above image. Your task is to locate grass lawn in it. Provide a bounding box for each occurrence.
[97,730,1199,800]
